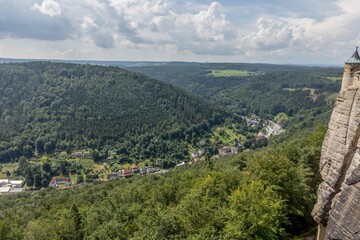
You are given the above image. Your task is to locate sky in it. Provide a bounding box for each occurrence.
[0,0,359,64]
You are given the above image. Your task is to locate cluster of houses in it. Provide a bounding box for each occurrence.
[49,177,72,188]
[245,114,262,127]
[190,148,205,164]
[189,139,243,163]
[218,140,241,157]
[218,146,239,157]
[73,151,91,158]
[108,164,159,180]
[0,179,24,195]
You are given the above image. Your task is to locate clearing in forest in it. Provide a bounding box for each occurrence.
[210,69,250,77]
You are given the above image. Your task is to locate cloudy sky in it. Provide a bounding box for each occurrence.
[0,0,359,64]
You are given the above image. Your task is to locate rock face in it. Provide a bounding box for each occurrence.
[312,48,360,240]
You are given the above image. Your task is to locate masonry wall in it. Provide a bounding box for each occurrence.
[341,64,360,92]
[312,65,360,239]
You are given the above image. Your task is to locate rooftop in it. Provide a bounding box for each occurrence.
[0,179,8,184]
[51,177,71,183]
[9,188,24,193]
[9,180,23,185]
[0,186,10,193]
[346,47,360,64]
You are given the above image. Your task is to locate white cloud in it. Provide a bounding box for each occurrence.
[0,0,359,63]
[239,16,323,54]
[73,1,240,54]
[238,0,360,60]
[33,0,61,17]
[241,18,294,51]
[166,2,239,54]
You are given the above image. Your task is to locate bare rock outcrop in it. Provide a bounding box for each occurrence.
[312,48,360,239]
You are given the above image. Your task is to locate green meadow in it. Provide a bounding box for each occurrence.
[210,69,250,77]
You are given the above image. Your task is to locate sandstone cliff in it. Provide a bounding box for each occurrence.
[312,49,360,239]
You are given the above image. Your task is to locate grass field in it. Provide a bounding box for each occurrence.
[67,158,95,169]
[210,69,250,77]
[0,163,18,178]
[325,76,342,81]
[210,126,247,146]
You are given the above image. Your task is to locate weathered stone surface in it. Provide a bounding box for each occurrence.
[312,50,360,239]
[325,183,360,239]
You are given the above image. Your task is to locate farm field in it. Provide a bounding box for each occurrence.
[210,69,250,77]
[326,76,342,81]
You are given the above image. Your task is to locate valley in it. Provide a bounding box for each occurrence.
[0,0,356,239]
[0,61,341,239]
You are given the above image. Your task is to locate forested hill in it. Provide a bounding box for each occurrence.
[0,62,225,162]
[128,62,342,120]
[0,126,326,239]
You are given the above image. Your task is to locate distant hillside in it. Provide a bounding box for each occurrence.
[128,62,342,122]
[0,62,225,162]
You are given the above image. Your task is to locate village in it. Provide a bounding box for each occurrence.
[0,115,284,193]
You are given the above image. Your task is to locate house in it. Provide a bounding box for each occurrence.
[49,177,72,188]
[9,180,23,187]
[218,146,233,157]
[257,131,265,138]
[140,168,147,175]
[231,147,239,155]
[191,152,199,158]
[0,185,24,195]
[190,157,201,165]
[131,164,140,173]
[83,151,91,157]
[198,149,205,156]
[122,168,133,178]
[146,166,157,174]
[220,147,231,154]
[74,152,83,158]
[9,188,24,194]
[108,173,119,180]
[0,186,10,194]
[0,179,8,185]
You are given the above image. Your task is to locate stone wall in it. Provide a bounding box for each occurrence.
[341,64,360,92]
[312,86,360,239]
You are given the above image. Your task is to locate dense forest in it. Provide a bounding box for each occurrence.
[0,61,339,239]
[0,126,325,239]
[0,62,226,163]
[129,62,342,119]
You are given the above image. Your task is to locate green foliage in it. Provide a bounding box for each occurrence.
[0,62,226,162]
[0,61,331,238]
[0,126,325,239]
[224,180,285,239]
[130,62,341,122]
[210,69,250,77]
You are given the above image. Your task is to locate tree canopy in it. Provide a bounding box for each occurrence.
[0,62,226,162]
